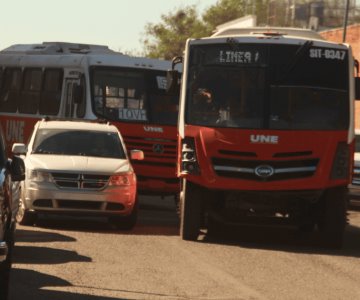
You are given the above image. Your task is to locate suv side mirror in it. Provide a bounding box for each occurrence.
[9,156,25,182]
[130,149,144,161]
[12,143,27,155]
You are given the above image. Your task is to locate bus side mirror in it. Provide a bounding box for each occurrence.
[356,77,360,100]
[73,85,84,104]
[166,56,183,95]
[166,70,180,95]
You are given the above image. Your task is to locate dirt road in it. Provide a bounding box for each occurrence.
[8,196,360,300]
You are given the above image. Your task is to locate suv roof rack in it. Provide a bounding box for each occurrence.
[41,117,110,126]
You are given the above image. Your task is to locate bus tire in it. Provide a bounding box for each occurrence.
[318,187,347,249]
[180,179,203,241]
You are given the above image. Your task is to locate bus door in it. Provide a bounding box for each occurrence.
[64,72,85,118]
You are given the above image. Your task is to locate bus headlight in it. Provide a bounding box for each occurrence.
[181,138,200,175]
[331,142,350,180]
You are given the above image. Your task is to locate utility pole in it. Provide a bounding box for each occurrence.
[342,0,350,42]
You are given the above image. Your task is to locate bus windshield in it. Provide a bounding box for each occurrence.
[91,68,178,126]
[186,43,349,130]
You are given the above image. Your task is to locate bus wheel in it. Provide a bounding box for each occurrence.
[318,187,347,249]
[180,179,203,241]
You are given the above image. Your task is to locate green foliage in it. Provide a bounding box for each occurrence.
[142,0,271,59]
[141,0,358,59]
[202,0,247,31]
[142,6,209,60]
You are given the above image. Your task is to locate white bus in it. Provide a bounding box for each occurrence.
[0,42,180,196]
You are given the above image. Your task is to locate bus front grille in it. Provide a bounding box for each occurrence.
[212,157,319,182]
[123,136,177,165]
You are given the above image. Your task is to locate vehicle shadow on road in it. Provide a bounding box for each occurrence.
[15,228,77,243]
[13,245,92,265]
[201,223,360,258]
[9,268,190,300]
[9,269,124,300]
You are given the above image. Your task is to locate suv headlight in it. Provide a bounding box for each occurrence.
[29,170,53,182]
[109,172,135,186]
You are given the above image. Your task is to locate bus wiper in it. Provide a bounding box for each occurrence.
[277,40,313,83]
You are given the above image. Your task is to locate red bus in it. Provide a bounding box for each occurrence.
[0,42,180,197]
[170,27,360,247]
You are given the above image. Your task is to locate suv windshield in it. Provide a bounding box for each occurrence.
[91,68,179,126]
[186,43,349,130]
[32,129,126,159]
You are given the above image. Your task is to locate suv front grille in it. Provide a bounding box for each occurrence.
[51,173,110,190]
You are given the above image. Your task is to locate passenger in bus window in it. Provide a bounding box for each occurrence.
[192,88,219,125]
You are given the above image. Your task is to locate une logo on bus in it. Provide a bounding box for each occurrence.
[250,134,279,144]
[255,165,275,178]
[143,126,164,133]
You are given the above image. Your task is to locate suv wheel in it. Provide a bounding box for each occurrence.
[17,200,37,226]
[108,201,138,230]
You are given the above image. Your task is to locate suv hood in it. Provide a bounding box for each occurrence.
[26,154,131,174]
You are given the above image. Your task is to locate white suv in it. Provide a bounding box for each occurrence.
[14,119,143,229]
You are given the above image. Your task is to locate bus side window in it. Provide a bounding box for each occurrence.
[39,69,63,116]
[0,68,21,113]
[19,68,42,114]
[76,75,86,118]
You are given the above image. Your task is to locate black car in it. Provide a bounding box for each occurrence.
[0,133,25,299]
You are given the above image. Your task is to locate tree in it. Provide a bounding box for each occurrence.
[142,6,209,60]
[142,0,270,59]
[202,0,247,31]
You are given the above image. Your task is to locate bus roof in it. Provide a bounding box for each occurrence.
[211,27,325,41]
[188,27,348,50]
[1,42,113,54]
[0,42,172,70]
